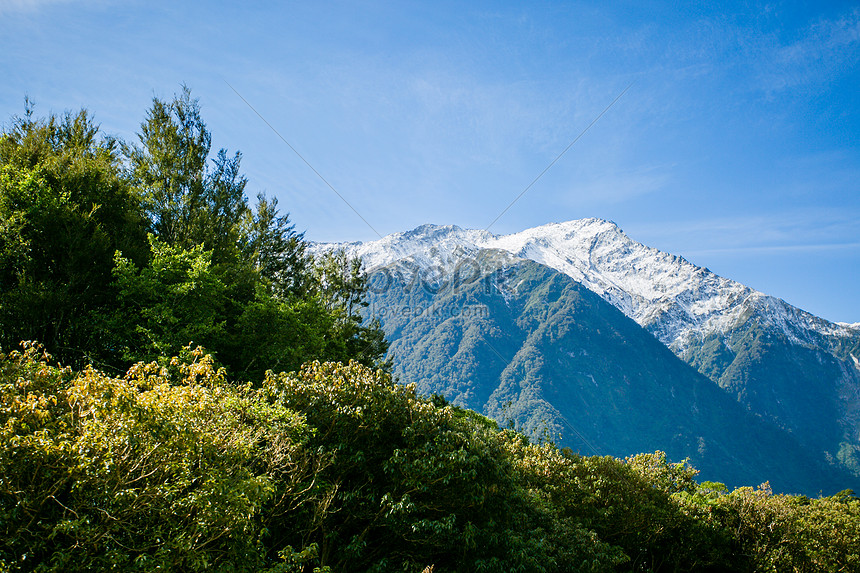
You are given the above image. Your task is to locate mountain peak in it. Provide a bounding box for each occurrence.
[403,223,464,238]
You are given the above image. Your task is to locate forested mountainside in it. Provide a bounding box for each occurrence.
[319,221,860,485]
[359,250,857,495]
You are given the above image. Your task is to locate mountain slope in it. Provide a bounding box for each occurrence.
[332,218,858,353]
[364,251,855,494]
[319,219,860,478]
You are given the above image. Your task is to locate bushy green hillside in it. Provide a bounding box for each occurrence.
[2,344,859,572]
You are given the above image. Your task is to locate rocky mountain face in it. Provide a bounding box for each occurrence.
[314,219,860,492]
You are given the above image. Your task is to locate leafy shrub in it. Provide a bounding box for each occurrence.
[0,344,320,571]
[263,361,623,572]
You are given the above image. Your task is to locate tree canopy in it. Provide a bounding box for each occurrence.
[0,89,387,378]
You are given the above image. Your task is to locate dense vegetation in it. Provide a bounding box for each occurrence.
[2,344,860,572]
[681,320,860,478]
[2,92,860,571]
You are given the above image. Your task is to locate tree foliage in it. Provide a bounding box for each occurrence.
[0,91,387,377]
[0,344,322,571]
[0,108,148,368]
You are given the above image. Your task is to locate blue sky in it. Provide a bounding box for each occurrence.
[2,0,859,322]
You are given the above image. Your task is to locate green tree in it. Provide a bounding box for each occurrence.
[107,235,228,365]
[125,85,218,250]
[0,106,147,368]
[1,90,388,379]
[798,491,860,571]
[121,87,387,377]
[312,249,389,368]
[241,192,313,298]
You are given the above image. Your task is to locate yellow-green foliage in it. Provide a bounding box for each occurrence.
[2,344,860,572]
[677,483,860,572]
[0,343,317,571]
[262,362,619,571]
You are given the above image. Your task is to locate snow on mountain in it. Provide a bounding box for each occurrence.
[313,218,859,353]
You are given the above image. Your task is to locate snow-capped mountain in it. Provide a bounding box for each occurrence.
[317,219,860,484]
[316,218,859,355]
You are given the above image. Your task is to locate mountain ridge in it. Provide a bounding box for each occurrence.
[316,218,858,348]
